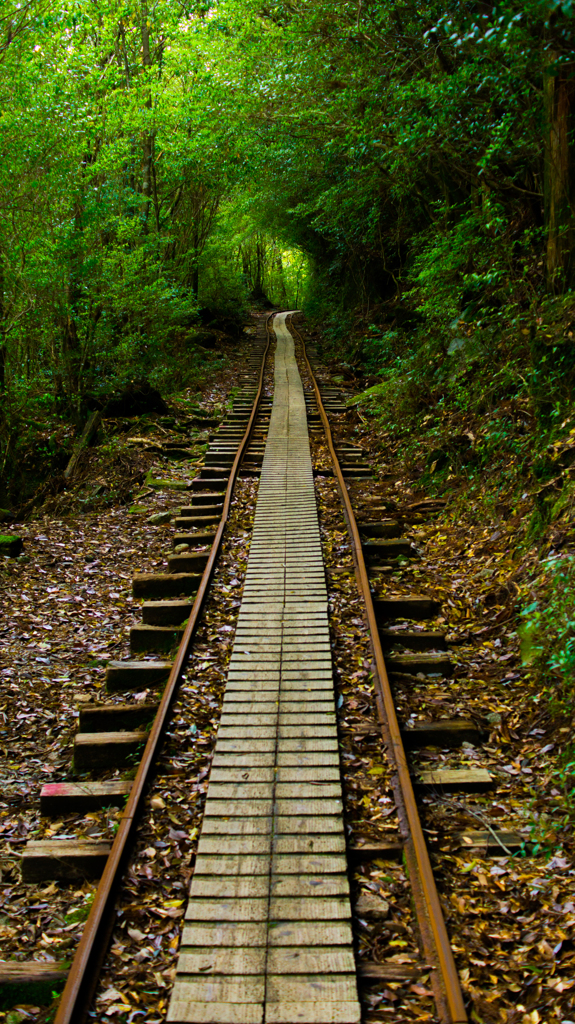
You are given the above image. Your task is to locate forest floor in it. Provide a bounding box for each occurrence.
[1,316,575,1023]
[0,326,258,1022]
[305,321,575,1023]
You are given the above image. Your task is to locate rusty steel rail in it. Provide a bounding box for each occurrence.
[54,317,274,1024]
[290,314,468,1024]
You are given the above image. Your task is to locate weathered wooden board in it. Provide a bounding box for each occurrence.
[167,314,359,1024]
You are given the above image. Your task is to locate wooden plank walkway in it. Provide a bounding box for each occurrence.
[168,313,361,1024]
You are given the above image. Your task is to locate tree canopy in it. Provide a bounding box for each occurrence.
[0,0,573,432]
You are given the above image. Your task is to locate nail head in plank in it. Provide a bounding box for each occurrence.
[209,768,275,783]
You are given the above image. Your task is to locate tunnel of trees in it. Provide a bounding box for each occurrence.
[0,0,573,503]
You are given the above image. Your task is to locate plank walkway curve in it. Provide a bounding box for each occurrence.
[167,313,361,1024]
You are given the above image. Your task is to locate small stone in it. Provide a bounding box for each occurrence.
[486,712,502,725]
[354,891,389,918]
[174,543,190,553]
[148,511,173,525]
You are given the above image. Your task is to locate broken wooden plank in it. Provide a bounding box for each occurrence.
[0,961,68,985]
[40,780,131,815]
[414,768,495,793]
[22,840,111,882]
[456,830,527,853]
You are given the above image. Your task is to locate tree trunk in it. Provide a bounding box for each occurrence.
[191,265,199,300]
[544,53,575,292]
[64,411,102,481]
[141,5,153,229]
[63,203,83,401]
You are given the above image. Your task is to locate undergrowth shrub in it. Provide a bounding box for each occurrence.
[520,555,575,720]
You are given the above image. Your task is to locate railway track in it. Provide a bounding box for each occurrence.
[1,310,542,1023]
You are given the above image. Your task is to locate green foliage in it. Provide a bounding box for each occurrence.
[520,556,575,714]
[65,894,94,925]
[0,0,574,506]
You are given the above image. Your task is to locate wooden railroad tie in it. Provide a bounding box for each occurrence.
[373,595,442,620]
[105,659,172,692]
[130,623,185,653]
[132,572,201,599]
[343,718,484,748]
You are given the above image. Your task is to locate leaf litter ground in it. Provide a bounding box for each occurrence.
[0,328,262,1023]
[3,316,574,1024]
[300,318,575,1024]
